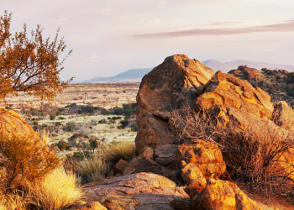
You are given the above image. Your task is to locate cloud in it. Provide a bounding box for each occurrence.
[132,20,294,38]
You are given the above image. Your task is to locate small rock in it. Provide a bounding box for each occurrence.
[155,144,178,167]
[141,146,154,159]
[113,159,129,175]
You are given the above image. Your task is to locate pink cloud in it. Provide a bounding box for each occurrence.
[132,20,294,38]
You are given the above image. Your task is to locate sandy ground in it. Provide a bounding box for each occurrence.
[2,83,140,111]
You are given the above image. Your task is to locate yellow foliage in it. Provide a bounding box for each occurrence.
[0,11,72,102]
[0,129,60,190]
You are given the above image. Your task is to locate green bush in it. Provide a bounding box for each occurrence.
[57,140,68,151]
[49,114,56,120]
[63,122,77,132]
[118,119,129,129]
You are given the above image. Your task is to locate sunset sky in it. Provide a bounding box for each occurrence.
[3,0,294,82]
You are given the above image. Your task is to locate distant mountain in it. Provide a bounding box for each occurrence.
[203,59,294,72]
[84,59,294,83]
[84,68,151,83]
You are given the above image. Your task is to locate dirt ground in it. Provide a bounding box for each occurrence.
[2,83,140,111]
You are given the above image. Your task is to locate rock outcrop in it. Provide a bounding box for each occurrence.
[136,54,214,154]
[134,54,294,209]
[82,172,189,210]
[192,179,286,210]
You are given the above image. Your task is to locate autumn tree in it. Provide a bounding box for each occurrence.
[0,11,72,102]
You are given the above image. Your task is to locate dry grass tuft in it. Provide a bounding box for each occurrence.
[28,167,82,209]
[0,193,27,210]
[76,141,136,184]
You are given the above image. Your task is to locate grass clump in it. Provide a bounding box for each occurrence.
[28,167,82,209]
[76,141,136,184]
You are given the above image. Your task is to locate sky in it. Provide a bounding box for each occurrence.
[2,0,294,82]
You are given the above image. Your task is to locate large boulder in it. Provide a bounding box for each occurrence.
[136,54,214,153]
[82,172,189,210]
[0,108,39,138]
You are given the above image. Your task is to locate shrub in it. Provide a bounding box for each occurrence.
[63,122,77,132]
[89,139,98,152]
[98,119,107,124]
[0,130,60,191]
[219,127,294,197]
[102,103,137,117]
[130,123,138,132]
[49,114,56,120]
[57,140,68,151]
[118,119,129,129]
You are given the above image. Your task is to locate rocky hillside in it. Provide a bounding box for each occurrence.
[2,54,294,209]
[229,66,294,108]
[76,54,294,209]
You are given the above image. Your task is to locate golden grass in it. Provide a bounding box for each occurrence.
[0,195,25,210]
[104,141,136,161]
[28,167,82,209]
[77,141,135,183]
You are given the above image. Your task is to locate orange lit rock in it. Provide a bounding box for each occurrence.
[178,139,226,179]
[271,101,294,131]
[0,108,39,138]
[193,179,274,210]
[196,71,273,120]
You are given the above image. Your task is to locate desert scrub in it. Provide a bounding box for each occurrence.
[63,121,77,132]
[0,130,60,191]
[28,167,82,209]
[76,141,135,184]
[0,128,61,209]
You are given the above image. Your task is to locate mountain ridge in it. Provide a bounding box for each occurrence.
[83,59,294,83]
